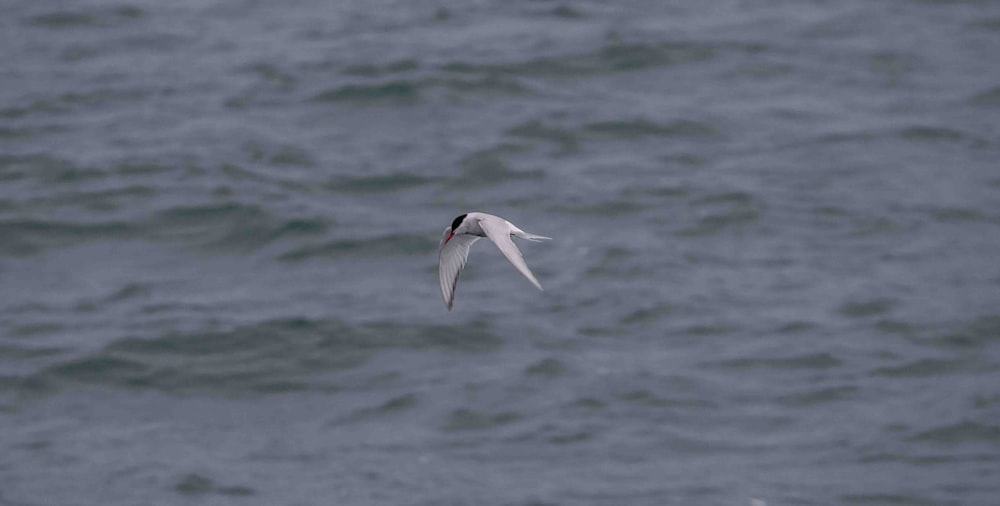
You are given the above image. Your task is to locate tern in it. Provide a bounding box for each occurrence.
[438,212,551,311]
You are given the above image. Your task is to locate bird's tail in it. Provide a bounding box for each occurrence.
[513,231,552,242]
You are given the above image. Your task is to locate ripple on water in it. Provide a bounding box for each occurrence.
[505,120,579,154]
[455,149,545,185]
[0,154,93,183]
[916,315,1000,350]
[871,358,973,378]
[523,357,566,379]
[678,191,763,237]
[930,207,994,224]
[27,6,143,28]
[777,385,858,407]
[908,420,1000,446]
[0,219,134,257]
[897,125,989,147]
[619,303,675,326]
[0,344,63,361]
[443,40,718,78]
[547,199,648,217]
[277,233,434,262]
[341,59,421,78]
[148,203,328,251]
[0,88,151,120]
[325,173,432,194]
[585,246,639,277]
[312,80,422,104]
[503,117,719,156]
[174,473,255,497]
[581,118,719,140]
[839,493,940,506]
[711,352,843,371]
[969,84,1000,106]
[618,389,714,410]
[338,393,420,424]
[275,58,531,109]
[243,143,316,167]
[839,298,896,319]
[18,318,502,396]
[445,408,520,432]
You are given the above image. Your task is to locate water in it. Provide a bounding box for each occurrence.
[2,0,1000,504]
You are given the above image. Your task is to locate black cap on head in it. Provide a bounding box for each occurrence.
[450,214,467,231]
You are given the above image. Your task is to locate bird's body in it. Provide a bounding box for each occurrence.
[438,212,551,310]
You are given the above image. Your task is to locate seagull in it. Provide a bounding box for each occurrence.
[438,212,551,311]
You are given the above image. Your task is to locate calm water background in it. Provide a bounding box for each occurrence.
[2,1,1000,505]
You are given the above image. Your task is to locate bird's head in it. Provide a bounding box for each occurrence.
[444,213,468,244]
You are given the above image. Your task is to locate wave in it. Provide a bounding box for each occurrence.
[0,218,134,256]
[278,233,433,261]
[14,318,502,396]
[442,41,719,78]
[710,352,843,370]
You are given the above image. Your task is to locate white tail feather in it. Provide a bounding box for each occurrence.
[513,231,551,242]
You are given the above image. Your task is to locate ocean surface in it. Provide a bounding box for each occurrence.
[2,1,1000,505]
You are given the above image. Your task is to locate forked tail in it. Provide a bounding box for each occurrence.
[513,231,552,242]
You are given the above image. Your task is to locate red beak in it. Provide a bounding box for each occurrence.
[444,231,455,244]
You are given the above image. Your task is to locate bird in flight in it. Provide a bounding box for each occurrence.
[438,212,551,311]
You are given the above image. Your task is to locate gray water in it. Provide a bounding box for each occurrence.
[2,1,1000,505]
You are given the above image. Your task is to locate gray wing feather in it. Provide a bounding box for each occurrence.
[479,217,544,291]
[438,228,480,310]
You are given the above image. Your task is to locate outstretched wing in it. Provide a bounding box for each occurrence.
[438,228,481,311]
[479,217,544,291]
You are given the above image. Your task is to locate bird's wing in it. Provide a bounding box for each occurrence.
[438,228,481,310]
[479,216,544,291]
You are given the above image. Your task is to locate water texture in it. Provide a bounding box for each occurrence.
[2,1,1000,505]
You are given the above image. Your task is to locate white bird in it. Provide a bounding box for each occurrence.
[438,212,551,311]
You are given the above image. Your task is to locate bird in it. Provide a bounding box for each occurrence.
[438,212,551,311]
